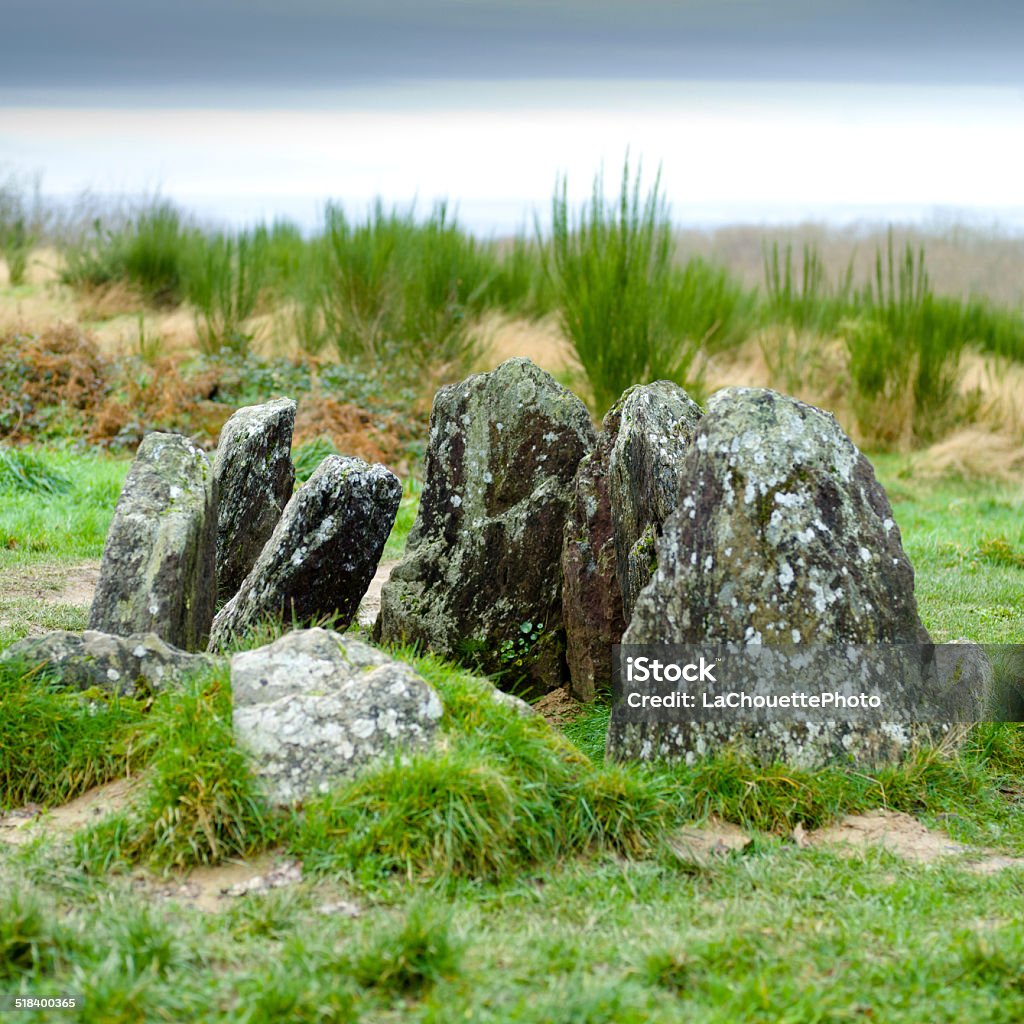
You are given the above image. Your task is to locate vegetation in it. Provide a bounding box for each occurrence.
[1,169,1024,1020]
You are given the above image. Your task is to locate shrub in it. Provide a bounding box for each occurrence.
[546,162,749,412]
[317,200,492,381]
[186,230,270,354]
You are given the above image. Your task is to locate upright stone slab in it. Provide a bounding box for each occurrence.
[608,387,946,767]
[560,402,626,702]
[608,382,704,619]
[375,358,595,693]
[208,455,400,651]
[89,432,216,651]
[213,398,296,600]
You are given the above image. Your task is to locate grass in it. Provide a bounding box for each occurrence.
[0,657,146,810]
[74,669,280,872]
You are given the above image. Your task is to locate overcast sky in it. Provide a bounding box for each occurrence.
[2,1,1023,232]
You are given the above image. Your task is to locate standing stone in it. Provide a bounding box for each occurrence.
[89,432,216,651]
[560,402,626,702]
[608,387,941,767]
[213,398,296,601]
[208,455,400,651]
[375,358,595,693]
[231,629,443,805]
[608,382,704,620]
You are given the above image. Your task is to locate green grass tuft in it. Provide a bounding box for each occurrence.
[0,658,146,810]
[75,669,281,871]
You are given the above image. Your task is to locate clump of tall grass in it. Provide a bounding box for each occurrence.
[547,162,752,413]
[762,241,854,334]
[844,234,969,447]
[61,200,198,307]
[316,201,493,379]
[0,171,43,287]
[185,230,270,354]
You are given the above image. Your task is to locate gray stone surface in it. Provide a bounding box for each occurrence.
[608,387,955,768]
[1,630,221,696]
[560,400,627,701]
[89,431,217,651]
[213,398,296,601]
[608,382,704,620]
[208,455,401,651]
[374,358,595,694]
[230,629,443,805]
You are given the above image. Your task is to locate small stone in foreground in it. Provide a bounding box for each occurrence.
[230,629,443,806]
[0,630,221,696]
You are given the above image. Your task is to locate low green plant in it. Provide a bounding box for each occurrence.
[75,670,281,870]
[0,659,146,810]
[0,888,64,980]
[347,897,464,994]
[0,445,71,495]
[291,436,340,484]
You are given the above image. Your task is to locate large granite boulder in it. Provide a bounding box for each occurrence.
[375,358,595,693]
[608,387,959,768]
[560,402,626,701]
[208,455,400,651]
[230,629,443,805]
[89,432,217,651]
[0,630,221,696]
[213,398,296,601]
[608,382,704,620]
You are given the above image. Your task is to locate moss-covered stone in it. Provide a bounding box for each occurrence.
[375,358,595,694]
[608,382,704,619]
[208,455,400,652]
[608,387,965,768]
[88,432,217,651]
[213,398,296,601]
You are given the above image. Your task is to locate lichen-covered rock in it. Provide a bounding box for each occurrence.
[208,455,400,651]
[230,629,443,805]
[608,382,704,619]
[375,358,595,693]
[0,630,221,696]
[213,398,296,600]
[89,432,217,651]
[608,387,945,767]
[560,402,627,701]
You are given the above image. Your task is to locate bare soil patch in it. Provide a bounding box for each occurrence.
[0,776,138,846]
[1,559,100,606]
